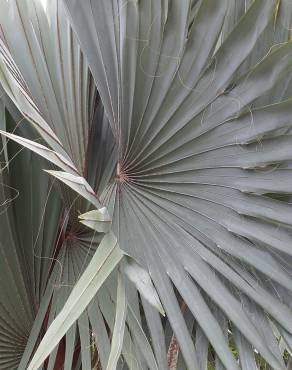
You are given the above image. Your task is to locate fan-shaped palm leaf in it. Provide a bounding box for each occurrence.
[1,0,292,369]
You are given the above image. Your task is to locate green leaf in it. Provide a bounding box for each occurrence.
[105,272,127,370]
[0,130,78,174]
[1,0,292,368]
[0,0,97,172]
[122,257,165,316]
[45,170,101,209]
[27,232,123,370]
[79,208,112,233]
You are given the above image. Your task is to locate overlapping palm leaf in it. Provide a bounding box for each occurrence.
[0,95,64,369]
[0,1,152,369]
[1,0,292,369]
[63,0,292,369]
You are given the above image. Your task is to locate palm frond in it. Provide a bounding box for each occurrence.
[1,0,292,369]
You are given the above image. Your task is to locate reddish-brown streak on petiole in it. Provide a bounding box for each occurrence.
[167,302,188,370]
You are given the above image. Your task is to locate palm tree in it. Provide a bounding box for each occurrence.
[1,0,292,369]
